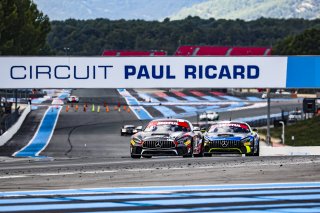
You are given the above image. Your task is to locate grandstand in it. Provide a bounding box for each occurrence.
[174,46,197,56]
[102,50,166,56]
[174,45,272,56]
[102,46,271,57]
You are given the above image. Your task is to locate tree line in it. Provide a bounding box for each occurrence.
[0,0,50,55]
[1,0,320,56]
[47,17,320,55]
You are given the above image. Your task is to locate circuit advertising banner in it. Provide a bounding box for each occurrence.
[0,56,318,88]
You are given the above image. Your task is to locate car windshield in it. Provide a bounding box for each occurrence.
[144,121,190,132]
[124,125,135,129]
[208,123,250,134]
[290,112,301,115]
[201,111,215,115]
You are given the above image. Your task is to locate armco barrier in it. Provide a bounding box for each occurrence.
[261,146,320,156]
[0,105,31,146]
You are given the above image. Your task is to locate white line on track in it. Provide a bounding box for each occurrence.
[1,159,320,180]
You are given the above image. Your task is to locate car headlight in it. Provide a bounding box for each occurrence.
[203,136,210,142]
[241,137,253,146]
[131,137,142,145]
[176,136,191,145]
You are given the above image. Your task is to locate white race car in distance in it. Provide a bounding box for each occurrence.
[67,96,79,103]
[199,111,219,121]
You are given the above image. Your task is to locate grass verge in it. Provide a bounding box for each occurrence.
[260,116,320,146]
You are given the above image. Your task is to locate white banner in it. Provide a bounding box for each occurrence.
[0,57,288,88]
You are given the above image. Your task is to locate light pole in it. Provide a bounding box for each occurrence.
[279,121,285,144]
[266,89,271,145]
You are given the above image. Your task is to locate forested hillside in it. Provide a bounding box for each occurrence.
[47,17,320,55]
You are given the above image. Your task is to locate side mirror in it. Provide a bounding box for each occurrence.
[252,128,258,133]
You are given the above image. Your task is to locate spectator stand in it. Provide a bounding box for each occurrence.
[174,45,271,56]
[102,50,167,57]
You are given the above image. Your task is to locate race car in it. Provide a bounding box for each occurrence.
[133,126,143,134]
[199,111,219,121]
[130,119,203,158]
[288,110,303,122]
[67,95,79,103]
[203,121,259,156]
[121,125,136,136]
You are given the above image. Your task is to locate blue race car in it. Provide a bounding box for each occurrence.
[203,121,259,156]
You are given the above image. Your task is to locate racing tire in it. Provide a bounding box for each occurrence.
[246,143,260,157]
[183,141,193,158]
[204,153,212,157]
[193,143,204,158]
[254,144,260,156]
[131,154,141,159]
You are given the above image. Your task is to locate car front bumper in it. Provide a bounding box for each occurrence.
[203,141,252,154]
[131,144,190,156]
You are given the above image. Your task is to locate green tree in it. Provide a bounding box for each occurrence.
[47,17,320,56]
[0,0,51,55]
[273,28,320,55]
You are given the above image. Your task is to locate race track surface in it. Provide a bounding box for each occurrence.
[1,182,320,212]
[0,89,317,194]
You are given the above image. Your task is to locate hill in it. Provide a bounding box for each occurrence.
[171,0,320,20]
[33,0,206,21]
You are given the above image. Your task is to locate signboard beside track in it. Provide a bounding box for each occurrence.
[0,56,319,88]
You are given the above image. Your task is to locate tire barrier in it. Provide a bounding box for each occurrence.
[63,104,131,114]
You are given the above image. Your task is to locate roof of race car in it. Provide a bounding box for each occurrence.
[208,121,252,130]
[147,119,191,128]
[149,118,190,123]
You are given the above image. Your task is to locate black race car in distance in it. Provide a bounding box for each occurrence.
[121,125,136,136]
[130,119,203,158]
[203,121,259,156]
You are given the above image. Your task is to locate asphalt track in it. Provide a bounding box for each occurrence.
[1,182,320,212]
[1,88,319,213]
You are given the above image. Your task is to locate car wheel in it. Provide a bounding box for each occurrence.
[131,154,141,159]
[193,143,204,158]
[254,144,260,156]
[246,143,260,157]
[183,141,194,158]
[204,153,212,157]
